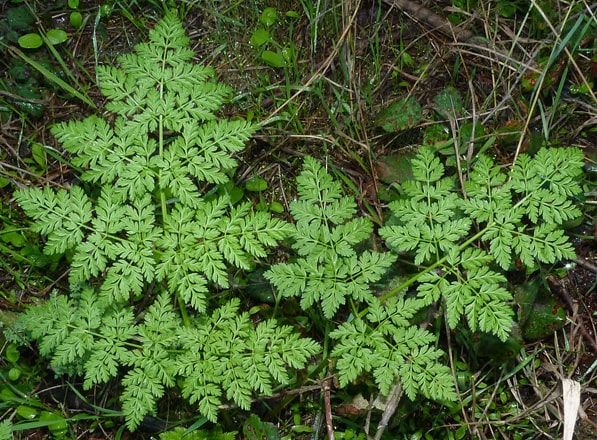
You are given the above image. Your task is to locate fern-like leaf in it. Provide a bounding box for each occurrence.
[121,368,164,431]
[14,186,92,254]
[176,299,319,421]
[13,13,315,432]
[266,157,395,318]
[381,147,583,343]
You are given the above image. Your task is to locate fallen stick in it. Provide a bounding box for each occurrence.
[381,0,476,42]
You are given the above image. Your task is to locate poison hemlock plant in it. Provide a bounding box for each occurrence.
[266,147,584,405]
[265,157,457,402]
[11,13,319,430]
[265,156,398,319]
[7,10,587,434]
[379,147,583,340]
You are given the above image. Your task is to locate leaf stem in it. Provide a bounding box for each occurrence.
[374,180,536,311]
[176,292,190,327]
[158,115,168,225]
[155,113,188,326]
[375,223,491,308]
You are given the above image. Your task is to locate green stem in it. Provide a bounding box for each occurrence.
[373,223,492,313]
[155,111,188,326]
[177,292,191,327]
[158,115,168,225]
[374,190,533,311]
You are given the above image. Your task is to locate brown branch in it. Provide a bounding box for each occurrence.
[374,382,403,440]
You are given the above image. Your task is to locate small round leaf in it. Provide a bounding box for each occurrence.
[250,28,270,47]
[0,229,26,247]
[70,11,83,29]
[261,50,286,68]
[245,177,268,192]
[0,388,17,402]
[18,33,43,49]
[40,411,69,436]
[46,29,68,45]
[401,52,414,68]
[16,405,38,420]
[5,343,20,363]
[269,201,284,213]
[31,142,47,170]
[259,7,278,27]
[282,46,295,64]
[8,367,21,381]
[100,4,113,17]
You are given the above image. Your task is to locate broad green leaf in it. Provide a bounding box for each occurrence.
[245,176,268,191]
[18,33,43,49]
[268,201,284,213]
[243,414,280,440]
[31,142,47,170]
[261,50,286,68]
[281,45,294,64]
[521,294,566,340]
[70,12,83,29]
[46,29,68,45]
[259,7,278,26]
[401,51,414,67]
[250,28,270,47]
[0,229,25,247]
[4,344,20,363]
[376,96,422,132]
[434,86,463,119]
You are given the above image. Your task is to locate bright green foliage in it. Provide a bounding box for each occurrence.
[472,148,584,268]
[243,413,280,439]
[0,421,10,440]
[267,147,583,407]
[266,157,456,403]
[17,291,319,429]
[265,156,397,318]
[330,296,457,402]
[8,10,587,434]
[175,299,319,422]
[14,13,293,308]
[380,146,583,341]
[160,427,236,440]
[12,14,317,430]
